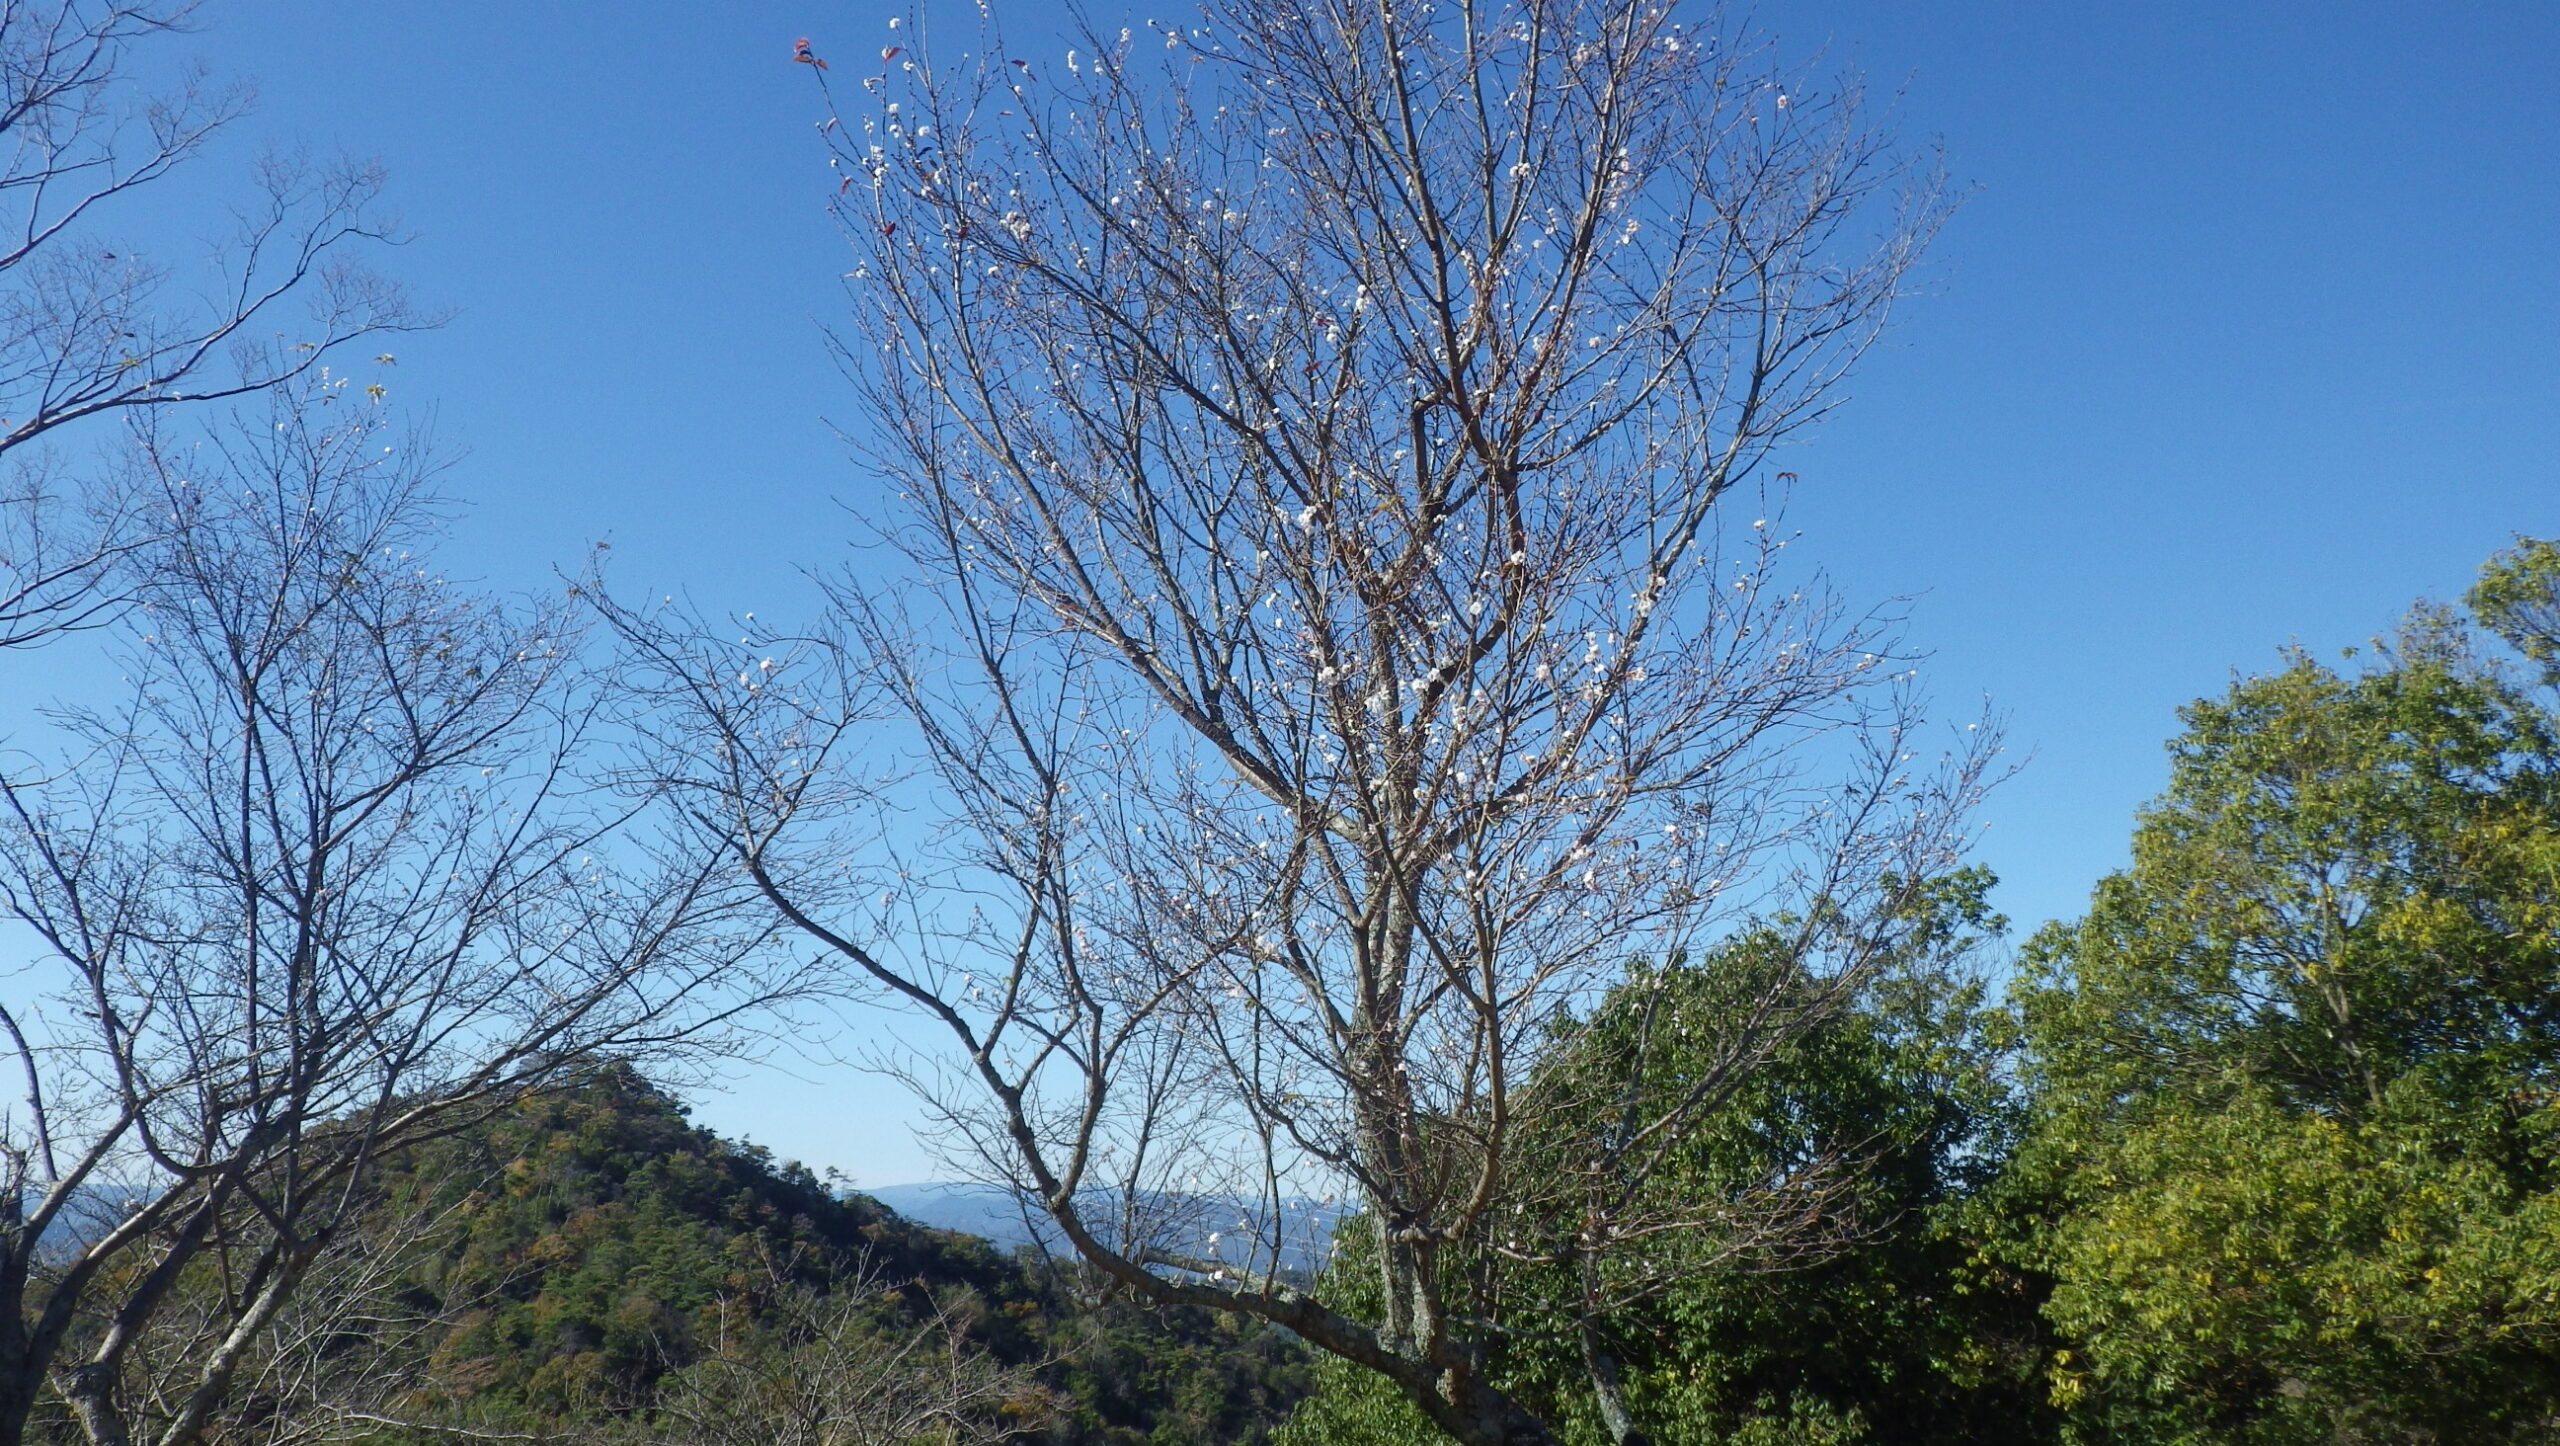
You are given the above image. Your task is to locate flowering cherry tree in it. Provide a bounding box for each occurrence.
[626,3,1988,1442]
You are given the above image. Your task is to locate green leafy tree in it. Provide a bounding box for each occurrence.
[1280,877,2053,1446]
[2009,547,2560,1444]
[2472,536,2560,675]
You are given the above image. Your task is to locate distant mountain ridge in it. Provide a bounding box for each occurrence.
[864,1181,1347,1273]
[19,1181,155,1263]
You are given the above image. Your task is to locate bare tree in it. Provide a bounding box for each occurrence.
[0,378,790,1446]
[638,1265,1052,1446]
[621,3,1987,1443]
[105,1191,485,1446]
[0,0,418,649]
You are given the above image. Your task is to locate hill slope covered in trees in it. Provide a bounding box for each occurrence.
[147,1067,1312,1446]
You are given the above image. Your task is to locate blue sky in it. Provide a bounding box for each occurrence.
[114,2,2560,1182]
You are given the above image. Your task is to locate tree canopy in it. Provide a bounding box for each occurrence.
[1280,875,2054,1446]
[2008,538,2560,1443]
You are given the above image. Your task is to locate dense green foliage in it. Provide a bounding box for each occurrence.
[2473,536,2560,672]
[2007,539,2560,1443]
[1279,878,2055,1446]
[1279,539,2560,1446]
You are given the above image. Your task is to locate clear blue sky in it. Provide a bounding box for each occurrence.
[131,2,2558,1183]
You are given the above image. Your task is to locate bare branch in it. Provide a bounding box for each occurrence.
[0,2,427,654]
[628,5,1984,1444]
[0,378,796,1446]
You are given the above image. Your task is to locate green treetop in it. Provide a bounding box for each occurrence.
[2009,540,2560,1444]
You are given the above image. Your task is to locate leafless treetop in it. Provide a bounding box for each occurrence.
[618,4,1989,1443]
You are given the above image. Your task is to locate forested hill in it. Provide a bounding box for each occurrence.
[322,1066,1311,1444]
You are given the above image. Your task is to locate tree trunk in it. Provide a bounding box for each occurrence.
[57,1363,131,1446]
[0,1363,40,1446]
[1580,1323,1653,1446]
